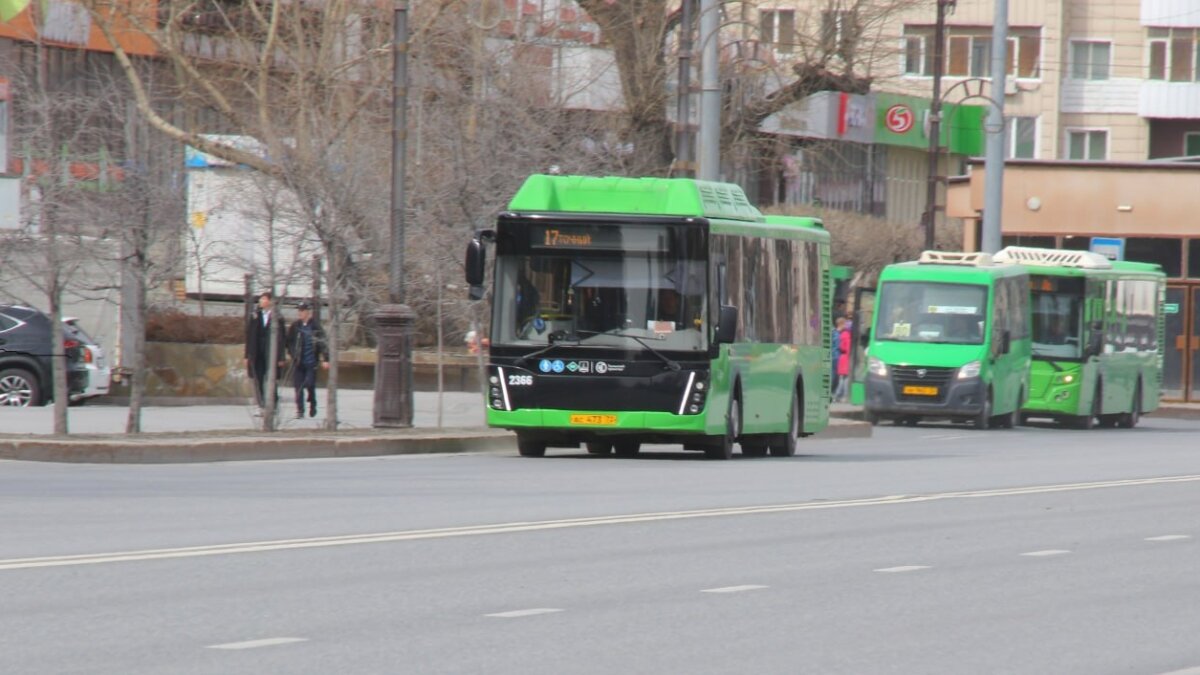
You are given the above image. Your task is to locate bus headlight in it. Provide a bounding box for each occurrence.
[1055,373,1076,385]
[867,357,887,377]
[957,360,982,379]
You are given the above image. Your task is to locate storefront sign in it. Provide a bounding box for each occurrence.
[761,91,875,144]
[874,93,985,155]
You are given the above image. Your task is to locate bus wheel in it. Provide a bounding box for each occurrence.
[517,436,547,457]
[1116,384,1142,429]
[863,410,879,426]
[586,441,613,455]
[901,416,920,427]
[769,395,802,458]
[705,396,740,460]
[613,441,641,457]
[1072,388,1101,430]
[741,439,768,457]
[974,392,992,430]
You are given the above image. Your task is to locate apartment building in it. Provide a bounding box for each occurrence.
[888,0,1200,161]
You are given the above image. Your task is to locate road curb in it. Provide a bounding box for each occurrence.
[0,429,518,464]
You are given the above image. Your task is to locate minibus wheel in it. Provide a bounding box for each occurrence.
[974,391,992,430]
[586,441,613,455]
[517,435,547,457]
[614,441,641,457]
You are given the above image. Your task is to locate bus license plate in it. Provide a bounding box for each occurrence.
[902,385,939,396]
[569,414,618,426]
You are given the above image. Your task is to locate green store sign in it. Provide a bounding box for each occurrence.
[874,93,986,155]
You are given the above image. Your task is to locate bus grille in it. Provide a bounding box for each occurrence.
[892,366,954,403]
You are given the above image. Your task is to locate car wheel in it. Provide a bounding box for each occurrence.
[973,390,992,430]
[0,368,41,407]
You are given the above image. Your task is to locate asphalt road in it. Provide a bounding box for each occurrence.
[3,416,1200,674]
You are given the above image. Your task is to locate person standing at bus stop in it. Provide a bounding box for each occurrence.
[834,319,852,402]
[286,301,329,419]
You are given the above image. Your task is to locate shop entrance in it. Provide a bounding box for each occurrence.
[1163,285,1200,401]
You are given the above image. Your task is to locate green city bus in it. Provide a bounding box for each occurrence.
[863,251,1032,429]
[464,174,831,459]
[993,246,1165,429]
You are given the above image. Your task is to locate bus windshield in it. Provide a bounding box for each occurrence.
[1030,277,1083,359]
[492,223,707,351]
[875,281,988,345]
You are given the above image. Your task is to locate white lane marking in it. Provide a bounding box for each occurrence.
[1146,535,1192,542]
[874,566,930,573]
[1158,668,1200,675]
[485,608,563,618]
[920,434,969,441]
[700,585,768,594]
[4,473,1200,572]
[207,637,307,650]
[1020,549,1071,557]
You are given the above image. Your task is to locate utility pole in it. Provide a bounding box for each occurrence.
[698,0,720,181]
[921,0,953,251]
[374,0,416,428]
[674,0,695,177]
[981,0,1009,253]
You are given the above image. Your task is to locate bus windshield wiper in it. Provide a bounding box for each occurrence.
[514,332,580,366]
[577,329,681,371]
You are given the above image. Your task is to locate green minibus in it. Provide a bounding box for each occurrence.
[864,251,1032,429]
[993,246,1165,429]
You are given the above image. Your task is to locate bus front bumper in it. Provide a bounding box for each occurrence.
[864,375,987,420]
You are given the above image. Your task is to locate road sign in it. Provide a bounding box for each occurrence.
[1089,237,1125,261]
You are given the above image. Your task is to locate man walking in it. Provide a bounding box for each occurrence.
[245,291,286,413]
[286,301,329,418]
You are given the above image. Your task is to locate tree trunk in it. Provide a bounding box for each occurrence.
[323,247,340,431]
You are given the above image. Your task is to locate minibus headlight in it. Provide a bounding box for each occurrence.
[867,357,887,377]
[957,360,982,379]
[1055,373,1076,385]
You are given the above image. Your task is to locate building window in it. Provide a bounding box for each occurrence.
[1071,41,1111,80]
[821,9,859,60]
[1149,28,1200,81]
[1006,117,1037,159]
[1186,132,1200,157]
[1066,129,1107,160]
[1189,239,1200,278]
[903,27,1040,79]
[761,9,796,53]
[1126,238,1182,278]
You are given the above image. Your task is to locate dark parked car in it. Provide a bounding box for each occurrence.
[0,305,87,407]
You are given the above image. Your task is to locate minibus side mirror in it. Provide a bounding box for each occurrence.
[715,305,738,345]
[859,328,871,347]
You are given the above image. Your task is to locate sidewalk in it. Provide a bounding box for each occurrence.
[0,390,871,463]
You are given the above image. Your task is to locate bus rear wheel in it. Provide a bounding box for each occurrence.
[769,395,803,458]
[517,436,547,457]
[586,441,613,455]
[613,441,641,457]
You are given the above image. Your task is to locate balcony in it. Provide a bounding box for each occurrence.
[1139,81,1200,118]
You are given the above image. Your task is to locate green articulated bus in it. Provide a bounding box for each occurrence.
[864,251,1032,429]
[464,174,832,459]
[993,246,1165,429]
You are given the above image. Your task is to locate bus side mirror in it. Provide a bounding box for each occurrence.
[1000,330,1012,355]
[715,305,738,344]
[465,238,486,297]
[859,328,871,347]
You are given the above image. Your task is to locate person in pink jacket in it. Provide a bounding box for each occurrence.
[834,323,852,402]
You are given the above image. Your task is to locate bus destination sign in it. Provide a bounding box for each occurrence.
[530,225,667,252]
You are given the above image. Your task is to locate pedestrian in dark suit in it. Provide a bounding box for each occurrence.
[285,301,329,418]
[245,291,286,411]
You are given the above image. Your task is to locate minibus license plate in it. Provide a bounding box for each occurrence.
[570,414,618,426]
[902,385,939,396]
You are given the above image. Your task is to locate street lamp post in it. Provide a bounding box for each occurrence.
[373,0,415,428]
[922,0,954,251]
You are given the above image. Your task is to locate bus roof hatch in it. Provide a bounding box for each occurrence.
[993,246,1112,269]
[917,250,995,267]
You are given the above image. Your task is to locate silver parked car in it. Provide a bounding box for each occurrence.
[62,317,111,404]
